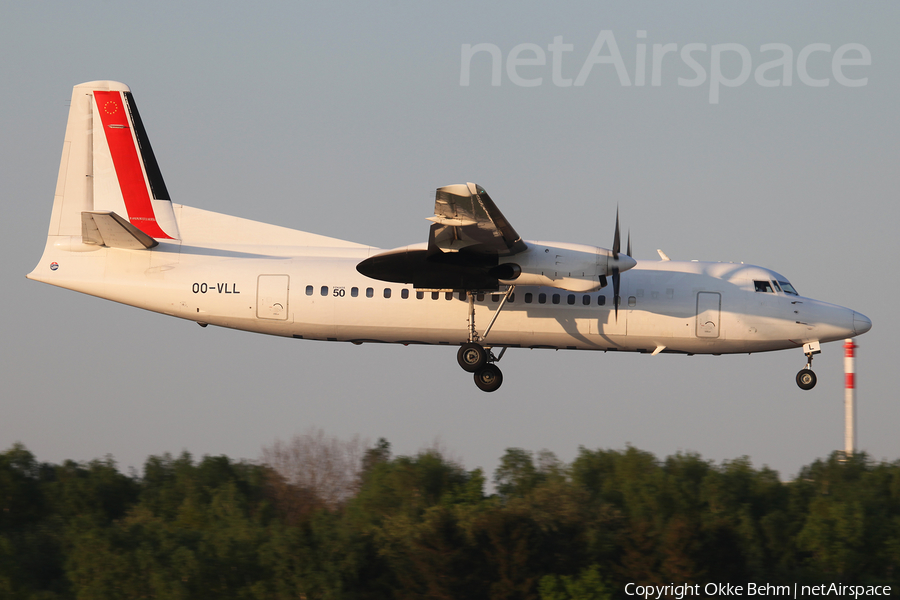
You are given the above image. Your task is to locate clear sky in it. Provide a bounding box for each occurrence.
[2,1,897,480]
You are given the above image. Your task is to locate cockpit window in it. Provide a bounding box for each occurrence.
[778,281,798,295]
[771,280,782,292]
[754,280,774,293]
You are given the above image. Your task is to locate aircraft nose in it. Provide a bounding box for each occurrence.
[853,311,872,335]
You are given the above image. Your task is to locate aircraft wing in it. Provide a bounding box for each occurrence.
[426,183,527,256]
[357,183,527,290]
[357,182,633,292]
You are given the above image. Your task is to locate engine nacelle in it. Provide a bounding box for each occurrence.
[496,241,634,292]
[488,263,522,281]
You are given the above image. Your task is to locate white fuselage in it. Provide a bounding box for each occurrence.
[26,81,873,396]
[29,205,865,356]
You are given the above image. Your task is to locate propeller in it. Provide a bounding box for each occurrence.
[610,210,635,321]
[612,209,622,320]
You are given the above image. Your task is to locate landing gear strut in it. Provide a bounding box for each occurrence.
[456,287,515,392]
[796,341,820,391]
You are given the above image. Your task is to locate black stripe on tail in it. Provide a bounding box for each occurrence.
[123,91,170,201]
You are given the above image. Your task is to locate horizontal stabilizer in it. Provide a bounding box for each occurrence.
[82,211,158,249]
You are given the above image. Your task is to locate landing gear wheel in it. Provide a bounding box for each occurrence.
[474,364,503,392]
[458,342,487,373]
[796,369,817,391]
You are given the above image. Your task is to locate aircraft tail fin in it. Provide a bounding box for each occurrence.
[48,81,179,241]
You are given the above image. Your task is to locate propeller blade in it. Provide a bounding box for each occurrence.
[613,268,620,320]
[612,208,621,259]
[612,209,622,319]
[627,230,632,258]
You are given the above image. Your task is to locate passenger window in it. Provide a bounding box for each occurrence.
[458,292,466,301]
[445,292,453,301]
[598,295,606,306]
[552,294,560,304]
[416,291,424,300]
[539,293,547,304]
[477,293,484,302]
[432,291,439,300]
[567,294,575,305]
[366,287,374,298]
[384,288,391,298]
[351,287,359,297]
[401,289,409,299]
[491,295,500,303]
[628,296,636,307]
[508,293,515,303]
[524,292,533,304]
[583,295,591,305]
[754,280,774,293]
[320,286,328,296]
[306,285,313,296]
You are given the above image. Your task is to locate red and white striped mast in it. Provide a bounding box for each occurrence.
[844,339,857,456]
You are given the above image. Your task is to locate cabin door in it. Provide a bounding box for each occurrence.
[257,274,290,320]
[696,292,721,338]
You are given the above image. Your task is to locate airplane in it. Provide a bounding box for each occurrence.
[28,81,872,393]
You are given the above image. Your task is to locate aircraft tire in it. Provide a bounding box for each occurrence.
[458,342,487,373]
[474,364,503,392]
[796,368,817,391]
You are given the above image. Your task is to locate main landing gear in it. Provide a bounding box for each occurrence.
[457,287,515,392]
[457,343,506,392]
[796,341,821,391]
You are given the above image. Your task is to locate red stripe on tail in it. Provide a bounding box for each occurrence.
[94,91,172,239]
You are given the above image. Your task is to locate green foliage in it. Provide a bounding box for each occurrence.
[62,453,273,599]
[494,448,564,499]
[538,565,611,600]
[1,442,899,599]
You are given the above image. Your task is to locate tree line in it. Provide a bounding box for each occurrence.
[1,434,898,599]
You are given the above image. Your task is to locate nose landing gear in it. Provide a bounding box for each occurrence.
[796,341,821,390]
[796,368,817,390]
